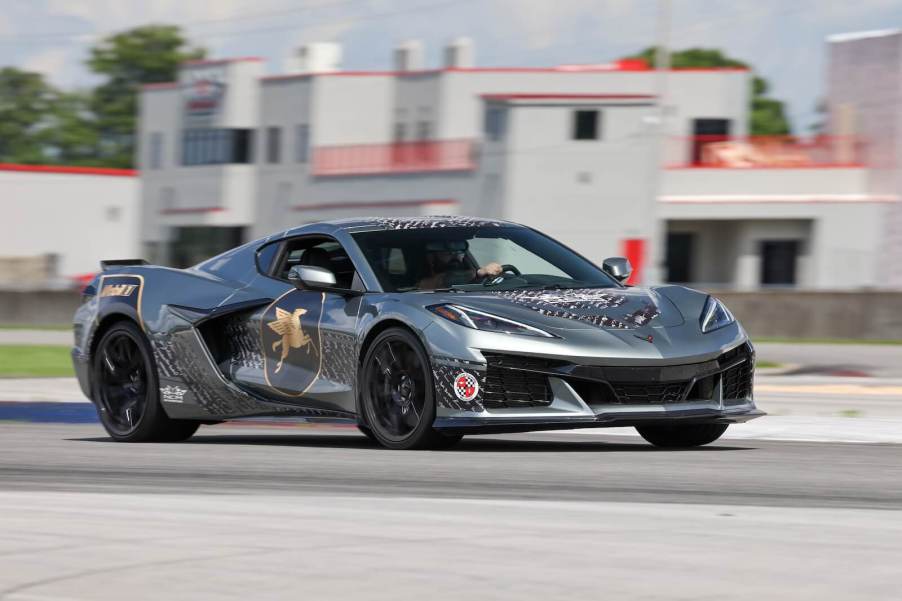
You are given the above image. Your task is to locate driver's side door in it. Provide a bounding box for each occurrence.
[231,235,363,415]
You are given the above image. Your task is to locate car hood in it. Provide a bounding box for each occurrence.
[426,286,685,331]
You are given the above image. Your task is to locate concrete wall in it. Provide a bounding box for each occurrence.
[714,290,902,340]
[0,290,81,326]
[828,31,902,287]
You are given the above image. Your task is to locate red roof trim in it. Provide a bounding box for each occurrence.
[261,65,747,82]
[666,165,865,170]
[160,207,226,215]
[482,93,656,101]
[262,70,406,82]
[292,199,458,212]
[143,82,179,91]
[0,163,137,177]
[183,57,263,67]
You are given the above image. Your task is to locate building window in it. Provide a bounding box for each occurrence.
[484,107,505,141]
[232,129,253,164]
[148,132,163,169]
[181,129,253,166]
[416,121,431,141]
[760,240,800,286]
[394,123,407,143]
[266,126,281,164]
[295,124,309,163]
[573,110,599,140]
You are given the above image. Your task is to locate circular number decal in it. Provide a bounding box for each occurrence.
[453,372,480,402]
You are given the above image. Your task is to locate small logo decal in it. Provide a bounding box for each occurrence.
[100,284,138,297]
[453,372,480,402]
[161,385,187,403]
[267,307,316,374]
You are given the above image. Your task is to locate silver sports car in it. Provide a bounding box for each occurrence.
[72,216,762,449]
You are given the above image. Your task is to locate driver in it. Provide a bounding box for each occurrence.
[418,240,502,290]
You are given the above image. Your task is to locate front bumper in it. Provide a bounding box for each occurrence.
[435,406,765,434]
[433,341,764,433]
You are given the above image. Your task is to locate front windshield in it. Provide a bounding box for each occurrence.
[352,226,620,292]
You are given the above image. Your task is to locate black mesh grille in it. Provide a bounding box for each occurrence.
[482,353,555,409]
[609,382,689,404]
[722,363,753,399]
[720,343,754,400]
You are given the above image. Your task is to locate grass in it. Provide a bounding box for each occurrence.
[755,337,902,345]
[755,361,783,369]
[839,409,864,418]
[0,323,70,331]
[0,345,74,378]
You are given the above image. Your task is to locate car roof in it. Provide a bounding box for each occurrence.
[283,215,521,236]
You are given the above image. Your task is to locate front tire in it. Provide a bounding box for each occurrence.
[92,321,199,442]
[635,423,728,448]
[360,327,461,450]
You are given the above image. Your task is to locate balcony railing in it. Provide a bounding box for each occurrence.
[667,135,866,169]
[312,139,476,176]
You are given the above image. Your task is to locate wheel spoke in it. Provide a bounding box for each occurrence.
[366,336,430,441]
[98,332,148,435]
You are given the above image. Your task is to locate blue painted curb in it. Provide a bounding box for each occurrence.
[0,402,98,423]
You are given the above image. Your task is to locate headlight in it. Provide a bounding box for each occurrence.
[428,304,555,337]
[700,296,735,333]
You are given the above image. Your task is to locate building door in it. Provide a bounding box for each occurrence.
[760,240,799,286]
[692,118,732,165]
[665,232,694,283]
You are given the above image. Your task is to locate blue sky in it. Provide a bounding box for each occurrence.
[3,0,902,131]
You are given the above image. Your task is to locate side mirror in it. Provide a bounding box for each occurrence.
[602,257,633,283]
[288,265,337,290]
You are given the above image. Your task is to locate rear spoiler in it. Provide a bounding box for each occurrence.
[100,259,148,271]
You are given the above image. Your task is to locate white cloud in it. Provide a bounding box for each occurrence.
[22,47,71,84]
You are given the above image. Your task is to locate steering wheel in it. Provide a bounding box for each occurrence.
[482,263,522,286]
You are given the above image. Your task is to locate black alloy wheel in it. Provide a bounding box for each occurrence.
[92,321,198,442]
[360,328,462,450]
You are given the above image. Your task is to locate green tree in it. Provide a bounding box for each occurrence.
[43,91,103,166]
[624,47,791,136]
[88,25,205,168]
[0,68,59,163]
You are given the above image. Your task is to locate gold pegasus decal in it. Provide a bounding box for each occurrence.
[267,307,315,373]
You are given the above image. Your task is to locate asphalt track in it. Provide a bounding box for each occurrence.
[1,422,900,600]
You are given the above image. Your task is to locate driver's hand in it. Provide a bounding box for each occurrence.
[477,262,503,279]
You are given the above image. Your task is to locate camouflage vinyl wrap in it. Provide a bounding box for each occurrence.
[375,216,504,230]
[222,314,264,371]
[321,330,357,387]
[492,288,661,330]
[150,313,348,419]
[431,355,486,413]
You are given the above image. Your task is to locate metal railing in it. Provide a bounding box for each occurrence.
[667,135,866,168]
[312,139,476,176]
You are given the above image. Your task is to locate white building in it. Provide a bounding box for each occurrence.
[0,164,139,286]
[137,39,898,290]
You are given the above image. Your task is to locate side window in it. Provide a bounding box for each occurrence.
[256,241,281,275]
[273,237,357,290]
